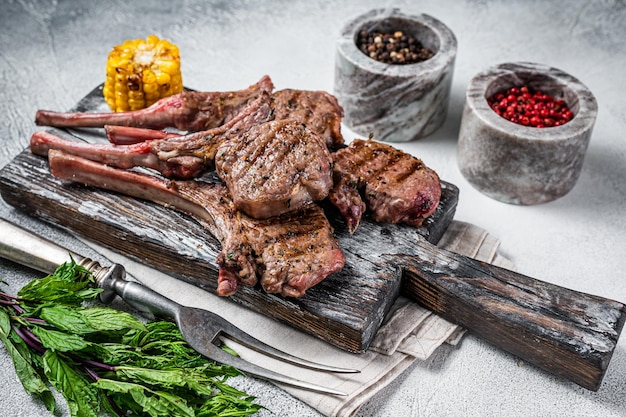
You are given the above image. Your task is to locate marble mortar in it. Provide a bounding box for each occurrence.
[457,62,598,205]
[334,8,457,142]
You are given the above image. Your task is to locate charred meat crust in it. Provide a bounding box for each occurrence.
[215,119,333,219]
[31,77,442,298]
[47,150,345,298]
[329,139,441,233]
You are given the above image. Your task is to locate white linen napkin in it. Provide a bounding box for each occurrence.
[84,220,514,417]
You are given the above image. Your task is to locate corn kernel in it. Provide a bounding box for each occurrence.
[158,60,180,75]
[103,35,183,112]
[128,98,146,110]
[128,90,143,100]
[155,72,171,85]
[145,91,160,102]
[142,69,156,84]
[143,83,158,94]
[146,35,159,45]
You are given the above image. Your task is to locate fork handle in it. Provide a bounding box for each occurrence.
[0,218,180,319]
[97,266,182,320]
[392,242,626,392]
[0,218,83,275]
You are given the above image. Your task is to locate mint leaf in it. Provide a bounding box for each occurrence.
[94,378,195,417]
[31,326,87,352]
[115,365,228,397]
[197,392,264,417]
[0,310,56,411]
[0,308,9,334]
[40,305,144,335]
[81,306,146,332]
[40,305,97,334]
[116,366,190,388]
[18,261,98,305]
[82,341,144,365]
[43,350,100,417]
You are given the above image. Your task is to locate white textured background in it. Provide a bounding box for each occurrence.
[1,1,625,416]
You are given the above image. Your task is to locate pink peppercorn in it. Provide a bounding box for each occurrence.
[487,85,574,128]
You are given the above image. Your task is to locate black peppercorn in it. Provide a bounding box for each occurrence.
[356,30,434,65]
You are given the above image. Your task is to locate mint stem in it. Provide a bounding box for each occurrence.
[81,362,127,417]
[0,291,18,300]
[12,303,25,314]
[11,324,44,354]
[21,316,48,325]
[81,358,115,372]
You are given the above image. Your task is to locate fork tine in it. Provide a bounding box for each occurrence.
[215,316,360,374]
[200,342,350,396]
[92,261,357,395]
[179,307,352,395]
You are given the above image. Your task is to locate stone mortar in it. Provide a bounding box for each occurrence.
[334,8,457,142]
[457,62,598,205]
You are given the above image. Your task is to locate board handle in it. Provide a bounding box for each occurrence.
[390,242,626,391]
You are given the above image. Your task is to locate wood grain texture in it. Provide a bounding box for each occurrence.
[0,146,458,353]
[392,247,626,391]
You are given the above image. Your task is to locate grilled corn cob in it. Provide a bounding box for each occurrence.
[103,35,183,112]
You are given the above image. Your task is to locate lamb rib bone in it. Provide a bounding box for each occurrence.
[104,125,175,145]
[35,75,274,132]
[46,149,346,298]
[31,91,275,179]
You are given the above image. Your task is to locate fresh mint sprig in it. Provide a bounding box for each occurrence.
[0,260,263,417]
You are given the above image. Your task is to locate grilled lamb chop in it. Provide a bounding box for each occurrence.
[271,89,344,148]
[46,149,345,297]
[35,76,345,148]
[329,139,441,233]
[214,119,333,219]
[35,75,274,132]
[99,89,345,148]
[31,98,334,219]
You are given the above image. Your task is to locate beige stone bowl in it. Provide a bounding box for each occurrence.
[457,62,598,205]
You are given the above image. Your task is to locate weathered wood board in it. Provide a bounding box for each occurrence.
[0,86,459,353]
[2,88,624,392]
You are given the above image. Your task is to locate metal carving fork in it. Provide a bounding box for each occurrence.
[0,218,358,395]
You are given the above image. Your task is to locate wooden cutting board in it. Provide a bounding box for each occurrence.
[0,85,459,353]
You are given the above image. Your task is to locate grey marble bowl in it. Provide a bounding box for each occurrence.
[457,62,598,205]
[334,8,457,142]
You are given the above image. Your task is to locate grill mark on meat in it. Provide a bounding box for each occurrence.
[369,151,416,185]
[214,120,333,219]
[271,89,344,148]
[226,124,280,194]
[47,150,345,298]
[329,139,441,232]
[252,124,294,189]
[249,131,288,193]
[32,92,333,220]
[238,123,279,180]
